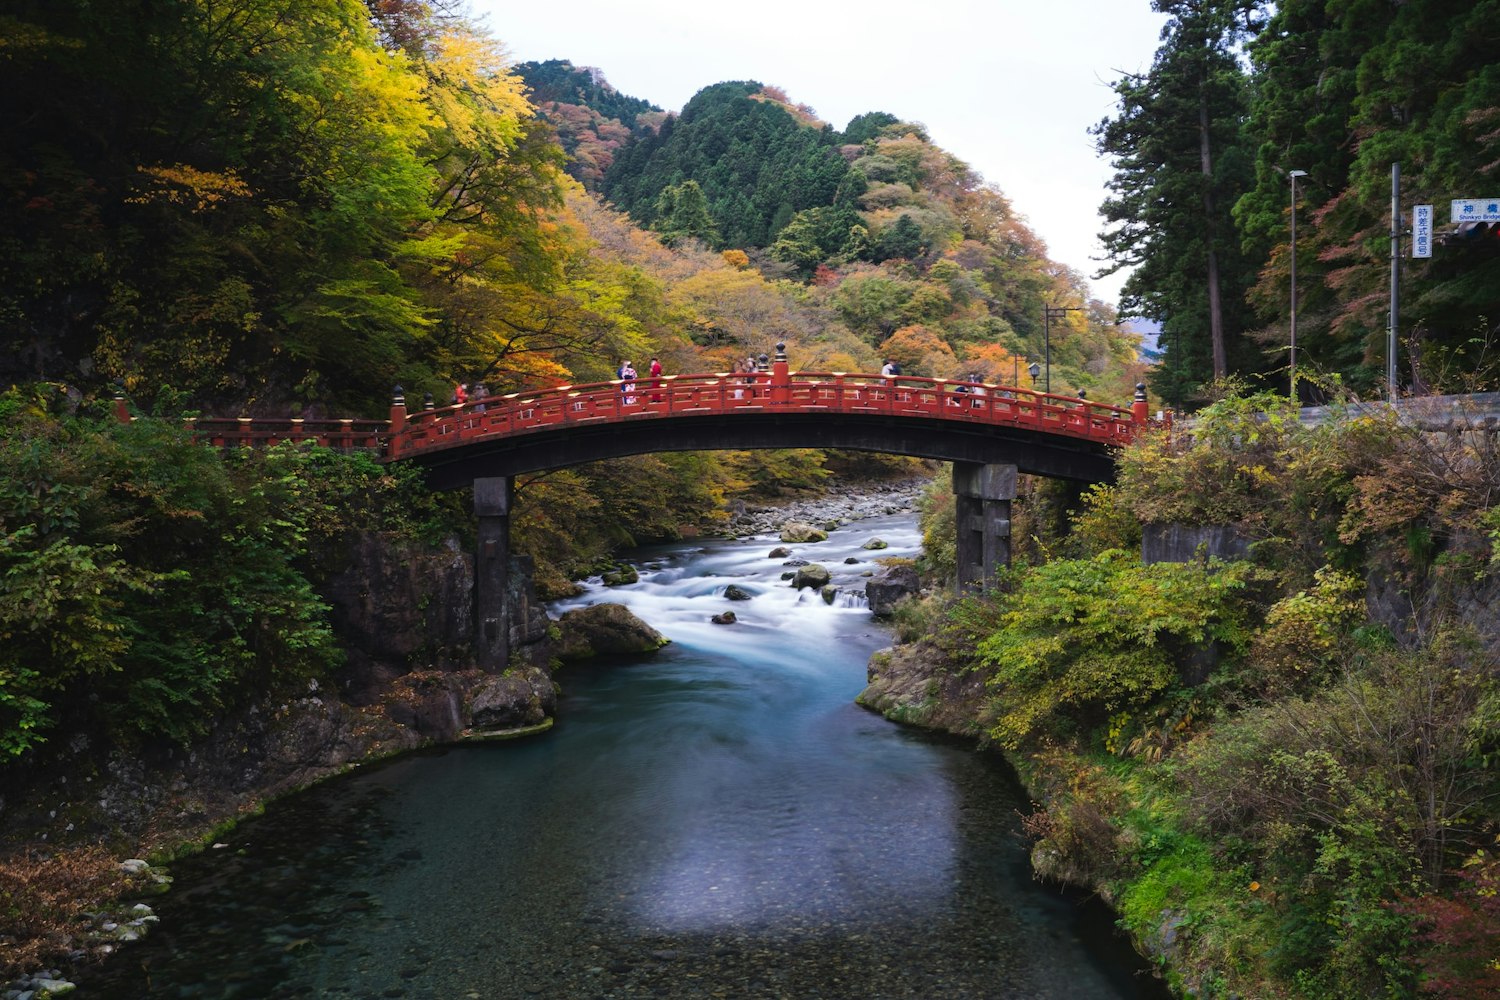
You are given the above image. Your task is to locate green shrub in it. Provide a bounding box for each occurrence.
[957,550,1261,748]
[1241,565,1366,696]
[915,467,955,583]
[1065,483,1142,558]
[0,404,450,755]
[1177,638,1499,995]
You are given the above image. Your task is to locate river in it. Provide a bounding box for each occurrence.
[80,510,1168,999]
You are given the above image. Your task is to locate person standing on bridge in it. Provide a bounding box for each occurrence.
[620,361,637,405]
[453,382,468,406]
[649,357,663,402]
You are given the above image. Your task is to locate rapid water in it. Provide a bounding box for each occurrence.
[80,511,1167,999]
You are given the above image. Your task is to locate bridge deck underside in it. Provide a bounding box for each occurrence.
[401,411,1119,490]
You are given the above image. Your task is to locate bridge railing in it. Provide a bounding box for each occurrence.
[386,371,1141,459]
[156,416,389,450]
[116,368,1148,459]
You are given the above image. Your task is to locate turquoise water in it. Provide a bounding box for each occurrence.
[81,513,1168,999]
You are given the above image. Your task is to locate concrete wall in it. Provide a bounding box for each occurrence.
[1141,523,1252,565]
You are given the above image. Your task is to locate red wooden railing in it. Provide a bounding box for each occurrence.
[386,372,1145,460]
[113,366,1151,459]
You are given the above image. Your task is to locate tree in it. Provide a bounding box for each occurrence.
[873,214,930,262]
[1095,0,1263,397]
[652,180,720,248]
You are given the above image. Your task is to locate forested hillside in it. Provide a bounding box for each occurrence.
[520,69,1144,399]
[513,58,663,187]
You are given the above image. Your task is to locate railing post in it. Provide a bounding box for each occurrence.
[388,384,407,457]
[1131,382,1149,425]
[111,382,130,424]
[771,342,790,404]
[390,385,407,432]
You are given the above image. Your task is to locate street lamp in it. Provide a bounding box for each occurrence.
[1042,305,1081,394]
[1288,169,1307,397]
[1027,362,1041,388]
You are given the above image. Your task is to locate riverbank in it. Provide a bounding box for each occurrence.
[0,475,933,990]
[720,475,930,537]
[60,503,1172,1000]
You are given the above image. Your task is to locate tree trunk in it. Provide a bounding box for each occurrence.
[1199,83,1227,378]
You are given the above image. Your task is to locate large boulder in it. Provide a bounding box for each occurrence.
[865,563,920,616]
[555,603,669,661]
[856,639,987,738]
[792,564,831,590]
[780,521,828,543]
[466,666,556,730]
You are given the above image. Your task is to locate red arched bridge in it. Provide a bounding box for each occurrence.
[117,347,1156,671]
[144,349,1152,488]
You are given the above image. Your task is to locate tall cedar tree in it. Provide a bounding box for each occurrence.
[1094,0,1262,405]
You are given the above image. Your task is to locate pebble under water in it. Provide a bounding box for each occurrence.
[80,512,1169,999]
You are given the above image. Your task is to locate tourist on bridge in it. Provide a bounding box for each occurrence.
[453,382,468,406]
[620,361,638,405]
[649,357,663,402]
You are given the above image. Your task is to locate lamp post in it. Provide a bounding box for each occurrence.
[1027,362,1041,389]
[1288,169,1307,397]
[1042,305,1081,394]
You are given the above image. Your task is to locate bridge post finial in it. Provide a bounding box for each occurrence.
[389,384,407,437]
[1132,382,1149,425]
[770,344,791,403]
[111,380,130,424]
[424,392,435,411]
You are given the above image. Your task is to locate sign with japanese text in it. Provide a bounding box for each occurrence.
[1412,204,1432,258]
[1451,199,1500,222]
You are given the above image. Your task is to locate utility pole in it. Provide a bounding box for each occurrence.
[1288,169,1307,397]
[1389,162,1400,399]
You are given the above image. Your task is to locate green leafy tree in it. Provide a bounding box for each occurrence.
[957,550,1259,748]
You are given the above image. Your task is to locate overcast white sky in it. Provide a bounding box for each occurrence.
[468,0,1167,308]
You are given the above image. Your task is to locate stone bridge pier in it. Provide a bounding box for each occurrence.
[953,461,1017,591]
[474,476,513,671]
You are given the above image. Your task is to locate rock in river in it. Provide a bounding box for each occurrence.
[555,603,669,661]
[792,564,831,590]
